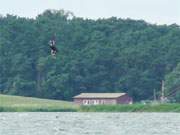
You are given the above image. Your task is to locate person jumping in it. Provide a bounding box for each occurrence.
[49,35,58,57]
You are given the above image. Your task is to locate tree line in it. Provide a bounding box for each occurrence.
[0,10,180,102]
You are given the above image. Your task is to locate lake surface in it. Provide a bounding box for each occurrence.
[0,113,180,135]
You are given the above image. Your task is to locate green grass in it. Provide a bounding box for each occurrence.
[79,103,180,112]
[1,94,180,112]
[0,94,79,112]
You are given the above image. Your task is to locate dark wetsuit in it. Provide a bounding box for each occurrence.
[50,45,58,52]
[49,37,58,56]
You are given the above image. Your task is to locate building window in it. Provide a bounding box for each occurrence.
[83,100,89,105]
[94,100,99,105]
[100,100,105,104]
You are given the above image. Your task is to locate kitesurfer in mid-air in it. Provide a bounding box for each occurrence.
[49,35,58,58]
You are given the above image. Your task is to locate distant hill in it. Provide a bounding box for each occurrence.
[0,9,180,101]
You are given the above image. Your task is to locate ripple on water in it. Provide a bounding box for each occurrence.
[0,113,180,135]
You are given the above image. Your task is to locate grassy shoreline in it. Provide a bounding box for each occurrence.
[79,104,180,112]
[0,94,180,112]
[0,94,78,112]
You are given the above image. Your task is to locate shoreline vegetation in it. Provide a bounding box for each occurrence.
[0,94,78,112]
[0,94,180,112]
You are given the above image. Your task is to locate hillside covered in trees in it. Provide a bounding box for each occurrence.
[0,10,180,102]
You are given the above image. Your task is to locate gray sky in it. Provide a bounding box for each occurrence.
[0,0,180,25]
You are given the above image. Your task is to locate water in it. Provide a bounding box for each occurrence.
[0,113,180,135]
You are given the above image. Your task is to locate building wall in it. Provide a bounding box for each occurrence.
[117,94,133,104]
[74,94,133,105]
[74,98,117,105]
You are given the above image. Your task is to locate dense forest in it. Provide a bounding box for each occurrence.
[0,10,180,102]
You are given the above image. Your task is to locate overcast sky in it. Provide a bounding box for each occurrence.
[0,0,180,25]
